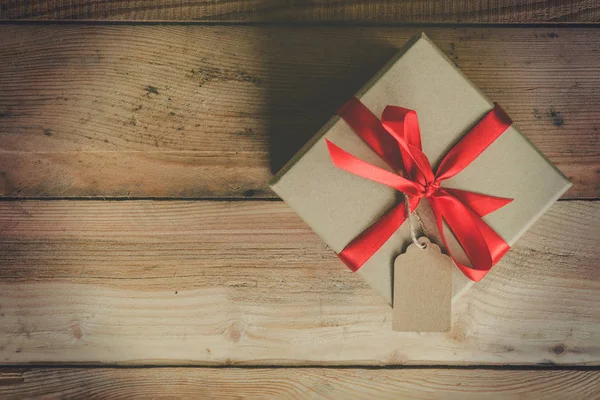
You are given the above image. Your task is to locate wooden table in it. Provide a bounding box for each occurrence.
[1,1,599,398]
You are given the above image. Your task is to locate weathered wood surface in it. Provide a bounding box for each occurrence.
[0,200,597,365]
[1,26,598,199]
[1,0,599,23]
[1,367,598,399]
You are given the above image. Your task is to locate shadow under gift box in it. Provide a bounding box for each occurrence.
[269,33,571,306]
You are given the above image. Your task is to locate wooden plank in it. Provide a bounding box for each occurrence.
[1,26,598,199]
[1,0,599,23]
[1,368,598,399]
[0,200,597,365]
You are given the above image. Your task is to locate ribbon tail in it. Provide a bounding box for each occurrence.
[471,211,511,265]
[443,187,513,217]
[326,140,421,196]
[338,197,421,271]
[429,192,507,282]
[442,188,512,264]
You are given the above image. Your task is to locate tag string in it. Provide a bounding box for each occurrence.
[404,194,426,249]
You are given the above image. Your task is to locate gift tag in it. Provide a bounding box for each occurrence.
[392,237,452,332]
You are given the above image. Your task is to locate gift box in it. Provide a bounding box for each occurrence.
[269,33,571,306]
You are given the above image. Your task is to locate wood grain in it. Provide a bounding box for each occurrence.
[1,26,599,199]
[0,200,597,365]
[1,368,598,399]
[0,0,599,22]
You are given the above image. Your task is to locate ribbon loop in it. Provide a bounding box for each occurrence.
[381,106,434,186]
[328,98,513,281]
[337,97,405,172]
[326,140,421,196]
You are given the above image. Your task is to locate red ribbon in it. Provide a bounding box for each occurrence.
[327,97,513,282]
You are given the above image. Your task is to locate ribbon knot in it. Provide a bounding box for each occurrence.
[420,181,440,198]
[326,97,514,282]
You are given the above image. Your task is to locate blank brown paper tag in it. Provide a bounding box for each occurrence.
[393,237,452,332]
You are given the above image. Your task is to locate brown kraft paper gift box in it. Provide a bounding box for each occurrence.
[269,32,571,306]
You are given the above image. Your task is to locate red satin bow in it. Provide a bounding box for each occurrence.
[326,97,513,281]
